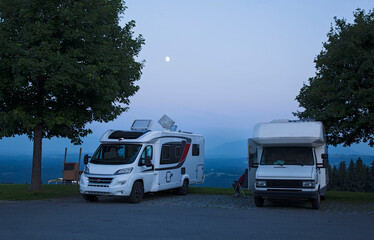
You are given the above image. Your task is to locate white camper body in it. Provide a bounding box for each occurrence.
[248,119,329,209]
[79,118,204,203]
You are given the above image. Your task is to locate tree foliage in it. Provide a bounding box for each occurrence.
[0,0,144,190]
[295,9,374,147]
[328,158,374,192]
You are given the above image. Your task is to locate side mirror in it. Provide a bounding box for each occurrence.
[84,154,91,165]
[140,157,153,167]
[251,162,259,168]
[317,154,328,168]
[145,158,153,167]
[248,153,258,168]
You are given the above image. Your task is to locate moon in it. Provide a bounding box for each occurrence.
[165,56,170,62]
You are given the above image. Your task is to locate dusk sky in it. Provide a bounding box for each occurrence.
[1,0,374,156]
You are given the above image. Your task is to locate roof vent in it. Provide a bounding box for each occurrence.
[131,120,153,131]
[271,119,290,123]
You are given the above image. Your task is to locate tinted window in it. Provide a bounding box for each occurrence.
[192,144,200,156]
[161,142,185,164]
[139,145,153,166]
[91,144,142,165]
[162,145,170,160]
[175,146,181,157]
[260,147,314,166]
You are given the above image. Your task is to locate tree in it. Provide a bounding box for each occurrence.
[295,9,374,147]
[347,159,355,191]
[337,161,347,191]
[0,0,144,190]
[328,164,338,190]
[354,158,368,192]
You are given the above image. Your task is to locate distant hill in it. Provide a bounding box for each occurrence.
[329,154,374,166]
[0,153,373,186]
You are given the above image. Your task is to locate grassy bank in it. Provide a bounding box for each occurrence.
[0,184,80,201]
[1,184,374,202]
[326,191,374,201]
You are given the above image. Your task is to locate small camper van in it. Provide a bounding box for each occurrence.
[248,119,329,209]
[79,115,204,203]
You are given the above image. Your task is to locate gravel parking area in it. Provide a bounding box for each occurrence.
[1,191,374,215]
[101,192,374,215]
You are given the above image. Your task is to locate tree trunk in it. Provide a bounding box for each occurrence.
[29,125,43,191]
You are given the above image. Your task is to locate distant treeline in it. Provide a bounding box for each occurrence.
[328,158,374,192]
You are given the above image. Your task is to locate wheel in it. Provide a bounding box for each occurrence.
[254,196,264,207]
[311,192,321,210]
[177,179,189,195]
[82,194,98,202]
[129,181,144,203]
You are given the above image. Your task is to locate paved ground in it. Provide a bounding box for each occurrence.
[1,193,374,240]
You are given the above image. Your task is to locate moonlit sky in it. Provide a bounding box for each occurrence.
[1,0,374,156]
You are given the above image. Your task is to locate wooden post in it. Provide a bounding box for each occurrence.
[77,148,82,181]
[63,148,67,184]
[64,147,67,164]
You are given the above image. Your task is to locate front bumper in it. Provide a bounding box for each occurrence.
[253,190,318,200]
[79,173,131,196]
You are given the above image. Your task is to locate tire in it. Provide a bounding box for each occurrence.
[129,181,144,203]
[311,192,321,210]
[254,196,264,207]
[177,179,189,195]
[82,194,98,202]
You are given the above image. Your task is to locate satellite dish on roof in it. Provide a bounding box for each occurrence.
[158,114,175,130]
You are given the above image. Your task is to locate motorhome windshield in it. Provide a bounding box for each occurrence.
[91,144,142,165]
[260,147,314,166]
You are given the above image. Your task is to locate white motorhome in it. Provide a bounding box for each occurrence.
[79,115,204,203]
[248,119,329,210]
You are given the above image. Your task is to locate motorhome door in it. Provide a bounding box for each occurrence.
[138,145,154,192]
[157,139,188,190]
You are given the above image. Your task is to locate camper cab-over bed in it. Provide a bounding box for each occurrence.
[248,119,329,210]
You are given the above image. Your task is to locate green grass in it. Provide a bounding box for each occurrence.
[326,191,374,202]
[0,184,80,201]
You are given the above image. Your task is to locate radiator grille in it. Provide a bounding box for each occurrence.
[87,177,113,185]
[88,184,109,188]
[267,180,303,188]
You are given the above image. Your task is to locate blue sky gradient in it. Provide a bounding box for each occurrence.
[1,0,373,157]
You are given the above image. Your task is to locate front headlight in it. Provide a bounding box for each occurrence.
[302,181,315,188]
[256,180,267,187]
[84,166,89,174]
[114,167,133,175]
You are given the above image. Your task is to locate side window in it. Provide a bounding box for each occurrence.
[161,142,185,164]
[162,145,170,161]
[175,146,181,158]
[139,145,153,166]
[192,144,200,156]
